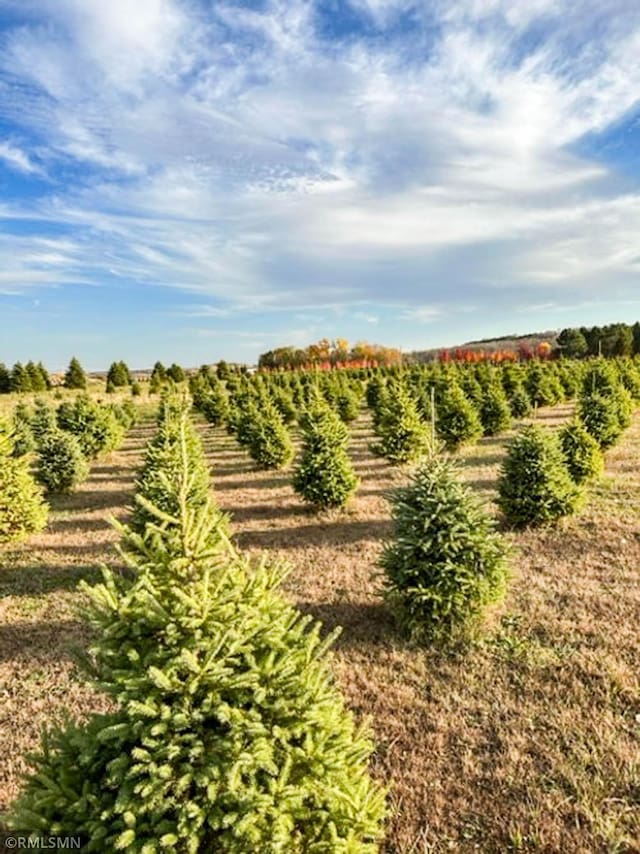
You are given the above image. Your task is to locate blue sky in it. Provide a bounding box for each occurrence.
[1,0,640,370]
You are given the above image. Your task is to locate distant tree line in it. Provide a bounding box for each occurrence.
[259,338,402,370]
[556,322,639,358]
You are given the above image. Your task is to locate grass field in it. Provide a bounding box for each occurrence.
[1,404,639,852]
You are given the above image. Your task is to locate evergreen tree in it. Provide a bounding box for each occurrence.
[36,361,51,390]
[0,418,48,544]
[199,379,230,427]
[436,385,482,451]
[498,425,583,527]
[247,401,294,470]
[373,384,431,464]
[577,392,625,449]
[524,363,558,408]
[7,426,385,851]
[149,361,167,394]
[10,361,32,393]
[381,456,509,644]
[32,398,57,444]
[478,381,512,436]
[57,396,124,458]
[559,420,604,484]
[0,362,10,393]
[166,363,186,383]
[336,388,361,424]
[556,328,588,358]
[37,430,89,494]
[12,401,36,457]
[508,382,532,419]
[293,402,358,510]
[26,360,47,392]
[107,361,132,388]
[64,357,88,390]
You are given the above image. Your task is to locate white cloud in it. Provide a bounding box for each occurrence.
[1,0,640,325]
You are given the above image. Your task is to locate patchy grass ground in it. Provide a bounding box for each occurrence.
[1,403,639,852]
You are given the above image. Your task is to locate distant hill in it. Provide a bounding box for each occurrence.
[407,329,559,362]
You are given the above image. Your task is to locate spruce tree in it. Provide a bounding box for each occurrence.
[577,391,625,448]
[57,396,124,458]
[32,398,58,444]
[10,361,32,393]
[7,423,386,852]
[436,384,482,451]
[199,379,230,427]
[381,456,509,644]
[12,401,36,457]
[293,402,358,510]
[478,382,512,436]
[64,357,88,390]
[559,420,604,484]
[373,384,431,464]
[26,360,47,392]
[507,382,532,419]
[0,418,48,544]
[37,430,89,494]
[498,425,583,527]
[0,361,10,393]
[247,400,294,470]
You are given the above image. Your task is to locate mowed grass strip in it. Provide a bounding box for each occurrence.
[2,404,639,852]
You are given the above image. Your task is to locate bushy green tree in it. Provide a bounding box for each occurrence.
[106,361,132,388]
[12,401,36,457]
[0,419,48,543]
[10,361,32,393]
[478,382,512,436]
[199,380,230,427]
[31,398,57,443]
[373,385,431,464]
[508,382,532,419]
[336,388,361,423]
[293,402,358,510]
[380,456,509,645]
[149,361,167,394]
[36,430,89,494]
[0,362,10,393]
[577,391,626,448]
[556,328,588,358]
[525,363,559,408]
[132,402,222,539]
[26,360,47,392]
[435,385,482,451]
[7,425,385,852]
[57,396,124,458]
[64,357,88,390]
[247,401,294,470]
[166,363,186,383]
[498,425,583,527]
[559,420,604,484]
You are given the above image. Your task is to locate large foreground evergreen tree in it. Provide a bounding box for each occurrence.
[7,417,385,852]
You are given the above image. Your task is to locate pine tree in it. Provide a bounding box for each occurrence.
[7,422,386,852]
[478,382,512,436]
[36,430,89,494]
[559,420,604,484]
[293,402,358,510]
[373,384,431,464]
[336,388,361,423]
[436,384,482,451]
[10,361,32,393]
[36,361,51,390]
[577,391,625,448]
[507,382,532,419]
[149,361,167,394]
[0,362,10,393]
[64,357,88,390]
[32,398,58,444]
[107,361,132,388]
[57,396,124,458]
[199,379,230,427]
[0,418,48,544]
[166,363,186,383]
[26,360,47,392]
[247,400,294,469]
[381,456,509,644]
[498,425,583,527]
[12,401,36,457]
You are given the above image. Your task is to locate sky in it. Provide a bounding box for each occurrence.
[1,0,640,370]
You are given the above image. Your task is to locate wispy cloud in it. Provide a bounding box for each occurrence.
[1,0,640,361]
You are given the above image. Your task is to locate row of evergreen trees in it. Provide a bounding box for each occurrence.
[6,395,387,851]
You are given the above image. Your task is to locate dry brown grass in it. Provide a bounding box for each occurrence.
[1,404,639,853]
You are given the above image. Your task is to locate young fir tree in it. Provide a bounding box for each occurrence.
[199,379,230,427]
[26,360,47,392]
[10,361,32,393]
[577,391,626,449]
[380,456,509,644]
[435,384,482,451]
[7,423,386,852]
[497,425,583,527]
[131,403,221,539]
[31,398,58,444]
[293,401,358,510]
[57,396,125,458]
[37,430,89,494]
[0,418,48,544]
[373,384,431,464]
[336,388,361,424]
[64,356,88,390]
[478,381,512,436]
[507,382,532,419]
[12,401,36,457]
[0,362,10,393]
[558,420,604,484]
[247,400,294,470]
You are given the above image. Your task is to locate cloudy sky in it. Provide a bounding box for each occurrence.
[1,0,639,369]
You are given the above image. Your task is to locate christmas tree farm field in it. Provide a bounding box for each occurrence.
[1,402,640,851]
